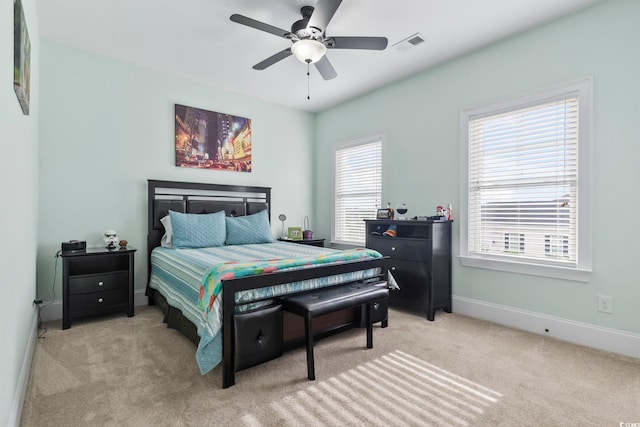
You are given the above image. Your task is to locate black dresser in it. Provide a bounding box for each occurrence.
[365,220,452,320]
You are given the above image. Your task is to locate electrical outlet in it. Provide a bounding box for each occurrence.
[597,295,613,314]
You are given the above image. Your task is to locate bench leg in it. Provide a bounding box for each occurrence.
[305,315,315,381]
[366,303,373,349]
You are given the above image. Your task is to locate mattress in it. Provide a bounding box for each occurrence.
[148,241,387,374]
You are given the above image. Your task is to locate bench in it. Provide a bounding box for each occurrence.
[282,283,389,381]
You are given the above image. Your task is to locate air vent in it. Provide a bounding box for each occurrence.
[393,33,427,51]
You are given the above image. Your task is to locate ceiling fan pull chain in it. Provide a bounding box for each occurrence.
[307,61,311,100]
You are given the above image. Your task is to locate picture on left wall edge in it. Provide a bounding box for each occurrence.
[14,0,31,116]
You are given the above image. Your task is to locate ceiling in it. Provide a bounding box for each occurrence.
[36,0,603,113]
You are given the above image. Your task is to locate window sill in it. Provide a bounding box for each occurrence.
[458,255,591,282]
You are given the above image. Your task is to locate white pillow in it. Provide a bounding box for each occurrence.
[160,215,173,248]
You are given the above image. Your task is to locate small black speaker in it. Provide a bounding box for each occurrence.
[61,240,86,254]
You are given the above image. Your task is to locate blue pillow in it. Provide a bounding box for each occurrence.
[169,210,226,248]
[226,210,273,245]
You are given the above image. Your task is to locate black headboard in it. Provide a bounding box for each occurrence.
[147,179,271,275]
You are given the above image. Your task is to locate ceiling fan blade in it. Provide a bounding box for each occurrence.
[253,48,292,70]
[230,14,289,38]
[307,0,342,32]
[328,36,388,50]
[314,55,337,80]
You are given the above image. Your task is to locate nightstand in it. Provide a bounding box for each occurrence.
[61,247,136,329]
[278,237,325,247]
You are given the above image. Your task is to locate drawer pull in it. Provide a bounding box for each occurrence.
[98,298,104,303]
[98,281,104,286]
[391,247,396,251]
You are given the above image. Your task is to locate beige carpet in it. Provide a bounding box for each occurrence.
[21,306,640,426]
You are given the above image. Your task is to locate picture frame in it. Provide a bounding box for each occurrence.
[174,104,252,172]
[287,227,303,240]
[14,0,31,115]
[376,208,393,219]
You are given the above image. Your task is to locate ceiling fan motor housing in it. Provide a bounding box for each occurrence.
[290,6,323,41]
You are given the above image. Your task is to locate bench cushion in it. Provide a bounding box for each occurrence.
[283,283,389,318]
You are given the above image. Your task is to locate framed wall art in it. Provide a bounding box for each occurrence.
[14,0,31,115]
[287,227,303,240]
[175,104,252,172]
[376,208,393,219]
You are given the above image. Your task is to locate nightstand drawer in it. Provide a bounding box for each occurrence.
[69,289,129,312]
[368,237,432,262]
[68,271,128,295]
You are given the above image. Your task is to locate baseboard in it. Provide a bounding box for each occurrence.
[8,311,38,427]
[40,289,149,322]
[453,296,640,359]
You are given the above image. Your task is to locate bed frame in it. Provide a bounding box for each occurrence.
[146,179,389,388]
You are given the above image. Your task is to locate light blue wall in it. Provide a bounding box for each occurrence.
[36,40,316,302]
[315,0,640,334]
[1,0,39,423]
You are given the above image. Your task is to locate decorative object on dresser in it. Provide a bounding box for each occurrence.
[365,219,452,321]
[61,247,136,329]
[103,230,118,250]
[376,202,395,219]
[396,203,408,220]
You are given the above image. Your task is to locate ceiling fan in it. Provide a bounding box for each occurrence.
[230,0,388,81]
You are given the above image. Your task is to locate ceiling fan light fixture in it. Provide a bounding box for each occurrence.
[291,39,326,64]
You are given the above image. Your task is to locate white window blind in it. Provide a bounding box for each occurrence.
[468,95,579,267]
[334,139,382,245]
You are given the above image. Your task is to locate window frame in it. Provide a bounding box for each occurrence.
[332,134,384,246]
[459,79,592,282]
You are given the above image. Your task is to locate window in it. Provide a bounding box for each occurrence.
[333,136,382,245]
[460,79,591,281]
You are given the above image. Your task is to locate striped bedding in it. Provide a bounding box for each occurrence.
[148,241,386,374]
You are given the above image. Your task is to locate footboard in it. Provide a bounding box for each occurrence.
[221,257,389,388]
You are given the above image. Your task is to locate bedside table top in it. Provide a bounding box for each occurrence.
[60,246,136,257]
[278,237,325,244]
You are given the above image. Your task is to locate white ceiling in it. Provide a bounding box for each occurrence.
[37,0,603,113]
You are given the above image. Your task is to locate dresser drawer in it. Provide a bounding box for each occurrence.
[68,271,128,295]
[69,289,129,312]
[388,259,431,311]
[368,237,432,262]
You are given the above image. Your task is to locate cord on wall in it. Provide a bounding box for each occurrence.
[51,250,61,303]
[36,249,61,339]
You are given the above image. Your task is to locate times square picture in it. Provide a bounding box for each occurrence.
[175,104,252,172]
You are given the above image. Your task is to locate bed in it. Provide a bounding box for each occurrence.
[145,179,390,388]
